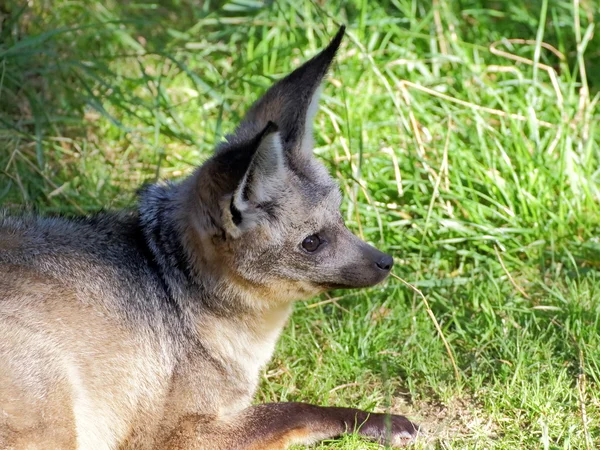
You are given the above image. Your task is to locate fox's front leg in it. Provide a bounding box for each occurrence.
[162,402,418,450]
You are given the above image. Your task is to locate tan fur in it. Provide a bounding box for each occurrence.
[0,266,301,449]
[247,428,312,450]
[197,303,292,388]
[1,27,418,449]
[0,267,174,450]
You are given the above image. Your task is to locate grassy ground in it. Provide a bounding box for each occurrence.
[1,0,599,448]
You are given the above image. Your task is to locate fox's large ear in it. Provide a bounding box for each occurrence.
[222,122,285,237]
[235,26,345,161]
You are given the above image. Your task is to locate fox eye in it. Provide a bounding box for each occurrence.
[301,234,321,253]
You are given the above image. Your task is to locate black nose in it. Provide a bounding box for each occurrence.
[375,254,394,271]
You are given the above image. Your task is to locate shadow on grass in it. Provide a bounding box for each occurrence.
[0,0,248,211]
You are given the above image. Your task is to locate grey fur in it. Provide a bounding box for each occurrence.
[0,26,417,449]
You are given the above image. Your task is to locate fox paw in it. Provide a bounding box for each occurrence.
[357,413,419,447]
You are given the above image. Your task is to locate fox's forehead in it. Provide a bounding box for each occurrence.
[280,177,342,231]
[311,187,343,227]
[288,156,340,202]
[297,176,340,203]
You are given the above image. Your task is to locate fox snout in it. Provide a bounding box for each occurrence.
[375,251,394,272]
[359,239,394,273]
[353,239,394,285]
[319,227,395,290]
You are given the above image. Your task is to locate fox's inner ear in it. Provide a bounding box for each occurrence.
[222,122,285,237]
[236,26,345,160]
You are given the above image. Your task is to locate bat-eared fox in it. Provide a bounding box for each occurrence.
[0,26,418,449]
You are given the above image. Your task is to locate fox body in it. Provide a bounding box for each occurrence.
[0,27,417,449]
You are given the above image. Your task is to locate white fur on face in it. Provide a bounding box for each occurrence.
[300,86,323,157]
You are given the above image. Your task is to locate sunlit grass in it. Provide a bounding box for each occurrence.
[1,0,599,448]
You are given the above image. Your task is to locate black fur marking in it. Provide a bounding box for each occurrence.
[129,215,181,314]
[230,197,242,226]
[241,173,253,202]
[155,214,194,281]
[138,185,196,290]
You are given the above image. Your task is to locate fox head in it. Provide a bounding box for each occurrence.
[175,26,393,306]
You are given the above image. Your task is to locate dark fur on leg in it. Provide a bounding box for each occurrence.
[162,402,418,450]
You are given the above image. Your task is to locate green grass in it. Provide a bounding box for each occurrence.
[1,0,599,448]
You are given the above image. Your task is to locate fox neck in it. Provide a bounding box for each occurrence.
[197,297,293,386]
[138,181,294,380]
